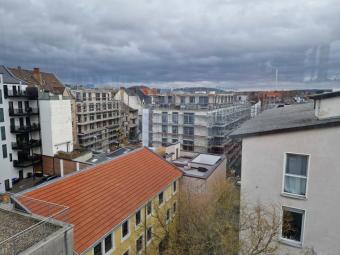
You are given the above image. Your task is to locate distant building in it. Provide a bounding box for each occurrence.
[144,91,251,168]
[14,148,182,255]
[231,91,340,254]
[69,88,121,151]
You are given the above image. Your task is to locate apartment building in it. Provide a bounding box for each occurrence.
[120,103,139,143]
[0,66,73,193]
[70,88,122,151]
[15,148,182,255]
[231,91,340,254]
[143,91,250,167]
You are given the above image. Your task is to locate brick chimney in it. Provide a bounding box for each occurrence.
[32,67,42,85]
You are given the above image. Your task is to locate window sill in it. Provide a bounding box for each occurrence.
[121,233,130,243]
[280,193,307,200]
[280,238,302,248]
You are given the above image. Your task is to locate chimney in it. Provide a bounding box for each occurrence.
[32,67,42,85]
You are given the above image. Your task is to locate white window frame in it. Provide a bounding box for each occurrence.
[146,201,152,218]
[166,208,171,224]
[103,232,115,254]
[281,152,310,199]
[135,209,142,229]
[121,219,130,242]
[280,206,306,248]
[122,247,130,255]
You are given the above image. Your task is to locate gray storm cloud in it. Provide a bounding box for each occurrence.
[1,0,340,88]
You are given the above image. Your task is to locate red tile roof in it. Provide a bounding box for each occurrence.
[19,148,182,254]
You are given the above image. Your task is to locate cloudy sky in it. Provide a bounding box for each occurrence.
[1,0,340,89]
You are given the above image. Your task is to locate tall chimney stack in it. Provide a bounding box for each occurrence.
[32,67,42,85]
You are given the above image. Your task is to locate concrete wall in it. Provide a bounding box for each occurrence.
[241,126,340,254]
[315,97,340,119]
[39,97,73,156]
[22,224,73,255]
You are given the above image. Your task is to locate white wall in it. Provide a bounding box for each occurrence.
[39,97,73,156]
[241,127,340,254]
[315,97,340,119]
[142,108,150,147]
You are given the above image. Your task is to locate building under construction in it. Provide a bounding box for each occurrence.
[143,91,251,168]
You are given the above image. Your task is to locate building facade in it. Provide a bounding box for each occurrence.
[0,66,74,193]
[144,91,251,167]
[232,92,340,254]
[70,88,122,151]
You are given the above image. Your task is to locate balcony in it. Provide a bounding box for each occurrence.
[12,139,41,150]
[10,124,40,134]
[13,155,41,168]
[9,108,39,116]
[5,87,39,99]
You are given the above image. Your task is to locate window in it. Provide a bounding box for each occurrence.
[136,235,143,253]
[198,96,208,105]
[180,96,185,104]
[135,210,141,226]
[162,112,168,123]
[173,202,177,214]
[123,250,129,255]
[282,207,305,245]
[2,144,7,158]
[162,138,168,146]
[0,108,4,122]
[1,126,5,140]
[162,125,168,133]
[284,154,308,196]
[147,201,152,216]
[147,227,152,242]
[172,139,178,143]
[173,181,177,193]
[0,89,2,104]
[183,126,194,136]
[94,242,102,255]
[159,192,164,205]
[172,112,178,123]
[183,112,194,124]
[183,140,194,151]
[189,96,195,103]
[172,126,178,134]
[166,209,170,222]
[122,220,129,239]
[104,234,113,253]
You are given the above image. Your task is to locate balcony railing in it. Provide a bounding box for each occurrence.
[10,124,40,134]
[13,155,41,168]
[12,139,41,150]
[6,90,29,98]
[9,108,39,116]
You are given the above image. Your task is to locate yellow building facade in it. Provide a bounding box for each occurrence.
[84,179,179,255]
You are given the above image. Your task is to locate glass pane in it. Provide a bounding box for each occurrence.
[286,154,308,176]
[282,209,303,242]
[284,176,306,196]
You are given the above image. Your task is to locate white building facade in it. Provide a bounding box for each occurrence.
[232,92,340,254]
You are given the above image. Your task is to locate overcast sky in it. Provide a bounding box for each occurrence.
[1,0,340,88]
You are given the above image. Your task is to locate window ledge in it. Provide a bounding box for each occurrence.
[281,193,307,200]
[121,233,130,243]
[280,238,302,248]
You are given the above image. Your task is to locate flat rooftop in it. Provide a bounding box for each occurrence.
[86,147,136,164]
[231,103,340,138]
[171,153,225,179]
[0,208,60,254]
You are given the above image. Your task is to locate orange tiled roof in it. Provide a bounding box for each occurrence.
[19,148,182,254]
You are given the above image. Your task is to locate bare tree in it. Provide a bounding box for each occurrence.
[148,179,283,255]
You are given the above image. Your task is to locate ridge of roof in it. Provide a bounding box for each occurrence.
[309,91,340,100]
